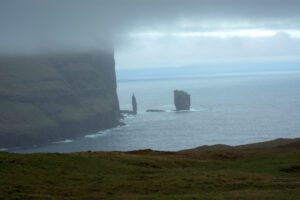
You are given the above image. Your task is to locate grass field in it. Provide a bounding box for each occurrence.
[0,139,299,199]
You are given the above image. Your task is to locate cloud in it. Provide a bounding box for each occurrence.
[0,0,300,55]
[116,30,300,68]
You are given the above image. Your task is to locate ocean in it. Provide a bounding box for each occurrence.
[10,68,300,153]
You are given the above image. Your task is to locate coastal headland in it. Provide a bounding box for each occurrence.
[0,52,120,148]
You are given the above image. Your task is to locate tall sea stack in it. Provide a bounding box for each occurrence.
[0,51,120,148]
[132,94,137,115]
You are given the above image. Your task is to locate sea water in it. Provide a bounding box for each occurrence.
[12,69,300,153]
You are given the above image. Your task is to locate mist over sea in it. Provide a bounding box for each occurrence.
[11,64,300,153]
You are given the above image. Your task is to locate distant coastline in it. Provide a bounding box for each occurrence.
[117,61,300,82]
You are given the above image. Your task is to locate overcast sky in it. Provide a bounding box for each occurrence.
[1,0,300,68]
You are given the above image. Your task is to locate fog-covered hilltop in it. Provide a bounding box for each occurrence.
[0,52,120,148]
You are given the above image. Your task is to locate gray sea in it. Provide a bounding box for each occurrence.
[9,68,300,153]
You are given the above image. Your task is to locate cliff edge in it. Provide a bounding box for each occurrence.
[0,51,120,148]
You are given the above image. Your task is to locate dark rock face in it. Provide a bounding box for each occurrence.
[0,51,120,148]
[174,90,191,111]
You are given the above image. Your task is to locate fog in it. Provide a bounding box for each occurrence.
[1,0,300,68]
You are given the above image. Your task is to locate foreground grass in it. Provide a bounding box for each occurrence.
[0,144,299,199]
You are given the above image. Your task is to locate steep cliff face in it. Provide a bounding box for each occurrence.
[0,52,120,148]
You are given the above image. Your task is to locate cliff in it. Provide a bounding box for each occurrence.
[0,52,120,148]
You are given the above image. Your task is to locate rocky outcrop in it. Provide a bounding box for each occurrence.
[0,51,120,148]
[120,94,137,115]
[174,90,191,111]
[146,109,165,112]
[132,94,137,115]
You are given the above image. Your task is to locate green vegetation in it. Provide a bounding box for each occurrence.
[0,101,58,134]
[0,142,299,199]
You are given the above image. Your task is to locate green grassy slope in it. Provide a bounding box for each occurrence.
[0,140,299,199]
[0,52,120,148]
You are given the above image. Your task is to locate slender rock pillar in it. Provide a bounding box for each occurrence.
[132,94,137,114]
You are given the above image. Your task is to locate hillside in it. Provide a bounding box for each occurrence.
[0,52,120,148]
[180,138,300,152]
[0,138,299,199]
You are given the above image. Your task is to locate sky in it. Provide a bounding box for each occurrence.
[0,0,300,69]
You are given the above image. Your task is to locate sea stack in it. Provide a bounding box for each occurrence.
[174,90,191,111]
[132,94,137,114]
